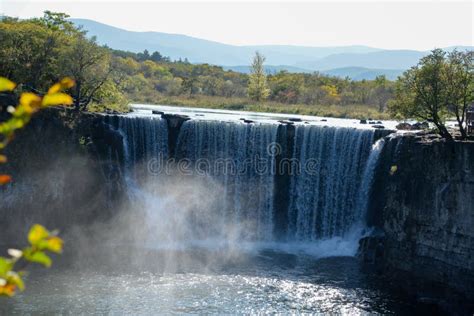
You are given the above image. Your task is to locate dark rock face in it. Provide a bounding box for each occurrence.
[161,114,190,157]
[273,124,295,239]
[369,134,474,302]
[0,109,127,244]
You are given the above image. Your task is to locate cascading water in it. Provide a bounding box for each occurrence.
[286,125,376,241]
[113,114,385,252]
[175,120,279,241]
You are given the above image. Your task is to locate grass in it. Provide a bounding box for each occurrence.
[146,95,392,120]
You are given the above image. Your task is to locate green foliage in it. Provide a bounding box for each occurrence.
[389,49,473,140]
[445,50,474,138]
[0,224,64,297]
[0,12,128,113]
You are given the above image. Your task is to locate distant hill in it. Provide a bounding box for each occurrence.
[71,18,473,80]
[71,19,381,65]
[224,65,404,80]
[295,50,426,71]
[321,67,404,80]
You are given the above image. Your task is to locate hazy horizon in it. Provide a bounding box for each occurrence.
[1,0,473,51]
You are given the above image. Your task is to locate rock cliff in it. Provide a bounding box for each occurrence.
[369,134,474,304]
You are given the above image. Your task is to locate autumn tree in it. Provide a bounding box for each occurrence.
[248,52,270,102]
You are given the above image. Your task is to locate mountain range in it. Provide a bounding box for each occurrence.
[71,18,472,80]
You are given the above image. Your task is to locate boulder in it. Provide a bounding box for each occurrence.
[396,122,413,130]
[412,122,429,130]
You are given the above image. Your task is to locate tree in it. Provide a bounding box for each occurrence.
[150,51,163,62]
[445,50,474,139]
[373,75,392,113]
[389,49,453,140]
[59,34,111,111]
[248,52,270,102]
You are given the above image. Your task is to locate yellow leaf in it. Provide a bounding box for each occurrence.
[19,92,42,110]
[6,271,24,291]
[47,83,61,95]
[0,175,12,185]
[47,78,75,94]
[42,93,73,107]
[0,155,6,163]
[0,77,16,92]
[390,165,398,175]
[0,284,16,297]
[28,224,49,245]
[46,237,63,253]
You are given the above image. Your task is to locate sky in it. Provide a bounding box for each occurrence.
[1,0,473,50]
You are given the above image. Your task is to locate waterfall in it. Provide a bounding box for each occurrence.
[112,116,169,195]
[355,138,385,225]
[117,116,169,168]
[112,114,386,248]
[175,120,279,241]
[286,126,375,241]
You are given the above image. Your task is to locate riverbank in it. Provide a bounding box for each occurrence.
[149,95,391,120]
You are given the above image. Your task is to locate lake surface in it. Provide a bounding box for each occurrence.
[0,247,436,315]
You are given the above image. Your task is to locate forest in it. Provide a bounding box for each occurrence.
[0,12,395,119]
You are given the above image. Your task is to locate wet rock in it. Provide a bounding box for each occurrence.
[320,119,327,122]
[396,122,413,130]
[288,118,302,122]
[359,119,367,124]
[161,114,190,128]
[152,110,164,115]
[358,235,385,265]
[243,119,254,124]
[372,125,385,129]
